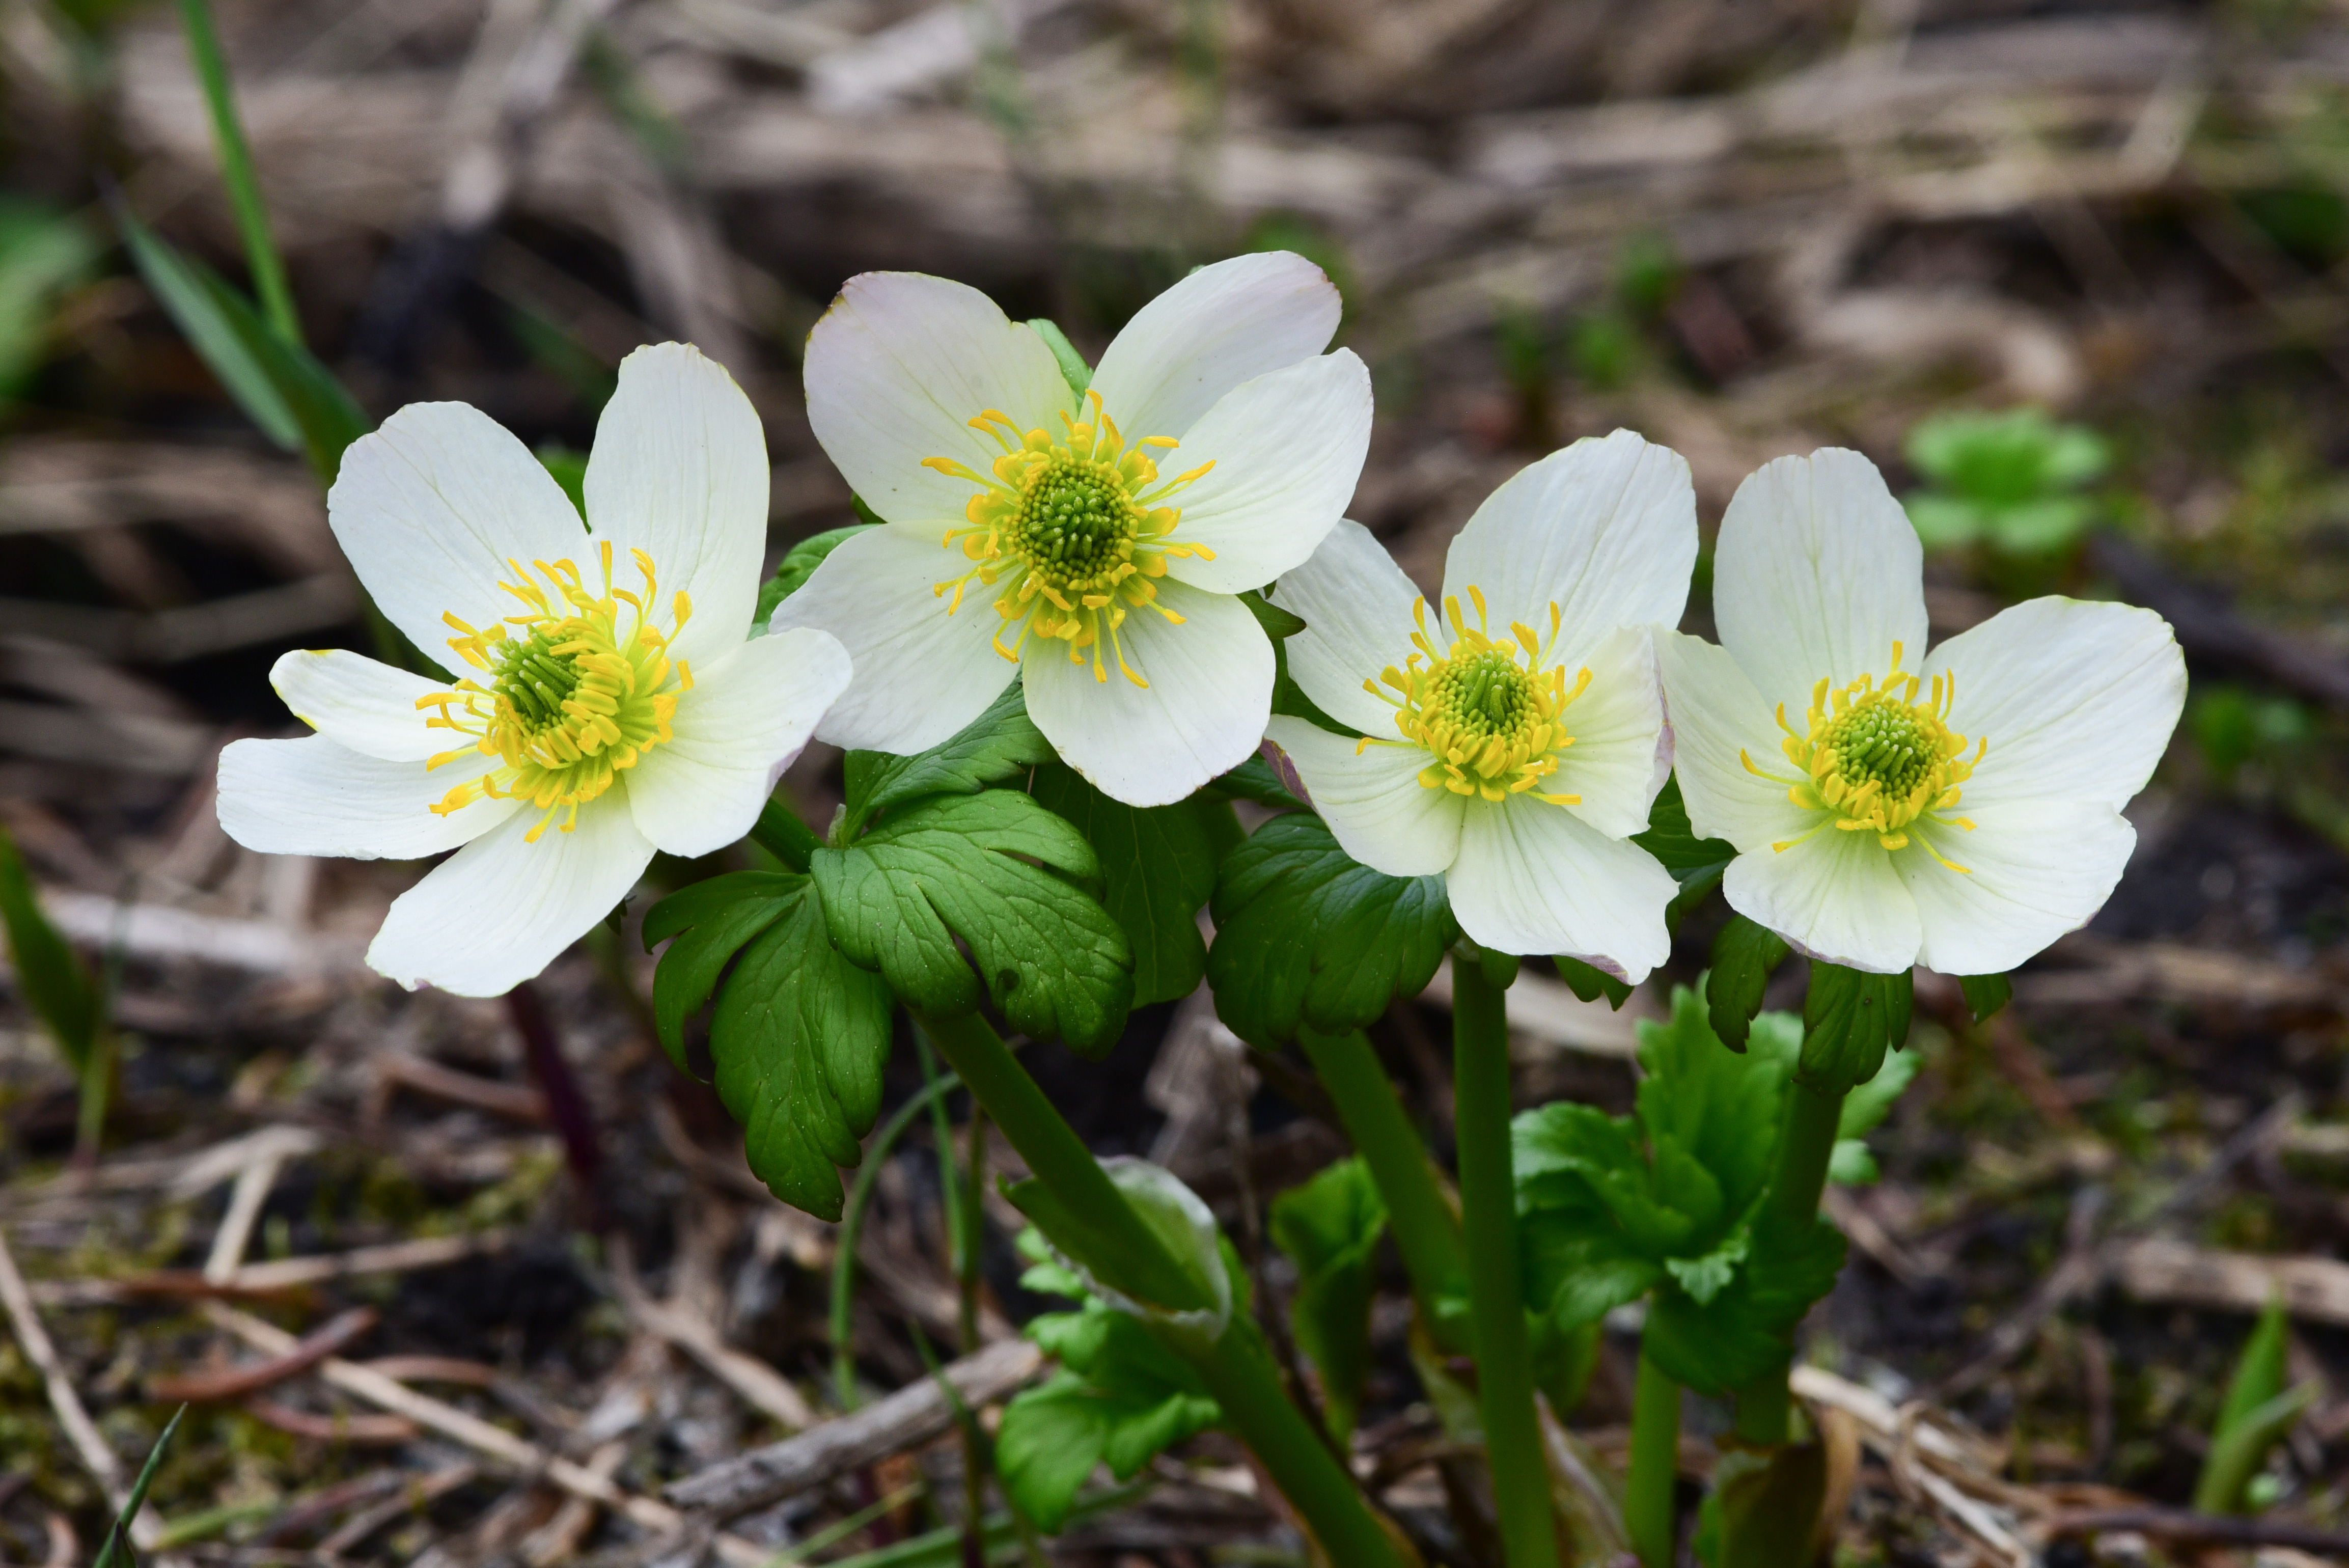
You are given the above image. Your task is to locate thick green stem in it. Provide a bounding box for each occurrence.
[1626,1339,1681,1568]
[174,0,301,345]
[1297,1026,1469,1330]
[916,1009,1208,1313]
[919,1008,1403,1568]
[1181,1315,1406,1568]
[1452,951,1561,1568]
[1731,1079,1848,1445]
[753,795,820,872]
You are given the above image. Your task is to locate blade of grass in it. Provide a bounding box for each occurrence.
[173,0,299,344]
[0,823,97,1074]
[92,1404,186,1568]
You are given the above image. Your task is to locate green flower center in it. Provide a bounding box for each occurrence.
[489,630,589,732]
[1367,590,1593,805]
[923,391,1218,689]
[1738,641,1987,868]
[1011,460,1144,596]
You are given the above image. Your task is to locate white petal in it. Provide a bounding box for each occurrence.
[804,271,1075,527]
[1654,631,1814,851]
[1154,351,1372,596]
[625,627,854,857]
[1267,519,1423,735]
[1440,431,1697,669]
[1711,448,1928,717]
[1721,828,1920,974]
[328,402,589,671]
[270,648,449,762]
[1089,252,1342,441]
[367,795,654,997]
[1901,801,2135,975]
[1445,796,1677,981]
[769,521,1014,753]
[1021,580,1272,807]
[1263,717,1464,876]
[217,735,514,860]
[582,343,768,663]
[1552,624,1670,840]
[1925,597,2185,813]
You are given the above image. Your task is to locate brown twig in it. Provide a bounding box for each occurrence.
[2043,1507,2349,1551]
[241,1397,420,1445]
[148,1305,379,1401]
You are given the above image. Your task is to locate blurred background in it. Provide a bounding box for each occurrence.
[6,0,2349,1561]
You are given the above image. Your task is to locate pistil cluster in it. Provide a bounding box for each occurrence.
[1743,641,1984,865]
[1366,590,1591,804]
[924,390,1214,686]
[420,542,692,841]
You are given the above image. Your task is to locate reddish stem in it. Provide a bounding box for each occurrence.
[504,981,604,1226]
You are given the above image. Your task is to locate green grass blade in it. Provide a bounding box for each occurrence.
[831,1067,961,1409]
[173,0,299,344]
[0,823,98,1072]
[92,1404,186,1568]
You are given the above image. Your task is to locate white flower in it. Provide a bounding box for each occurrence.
[1657,448,2186,976]
[217,344,852,997]
[1263,431,1695,982]
[773,252,1372,807]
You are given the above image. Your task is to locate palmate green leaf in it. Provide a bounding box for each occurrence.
[812,790,1132,1055]
[1637,985,1782,1224]
[1799,962,1912,1097]
[1206,813,1455,1048]
[1958,972,2012,1025]
[1031,763,1219,1006]
[842,681,1052,838]
[0,824,98,1071]
[641,870,805,1075]
[756,523,872,628]
[998,1315,1220,1531]
[1642,1214,1846,1396]
[643,871,893,1220]
[114,204,366,486]
[1513,1102,1699,1258]
[1268,1158,1388,1440]
[1705,917,1788,1052]
[708,879,894,1221]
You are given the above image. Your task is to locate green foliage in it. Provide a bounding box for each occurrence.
[813,791,1132,1055]
[1798,963,1912,1097]
[1516,987,1915,1395]
[0,824,99,1072]
[0,200,99,404]
[2189,683,2314,785]
[2194,1296,2316,1515]
[1902,407,2109,555]
[1004,1160,1228,1323]
[999,1236,1221,1532]
[113,203,366,486]
[842,681,1051,839]
[535,444,589,522]
[1031,764,1221,1006]
[642,873,892,1220]
[1206,812,1456,1047]
[1025,317,1092,396]
[93,1405,186,1568]
[1268,1158,1388,1440]
[1634,777,1736,934]
[1706,916,1788,1052]
[1568,310,1636,390]
[1554,956,1632,1008]
[757,524,875,629]
[1958,972,2012,1026]
[1205,754,1306,810]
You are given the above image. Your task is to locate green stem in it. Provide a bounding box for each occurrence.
[1626,1338,1681,1568]
[174,0,300,345]
[832,1069,961,1410]
[1181,1315,1405,1568]
[1452,951,1560,1568]
[915,1009,1207,1315]
[1296,1026,1469,1333]
[753,795,821,872]
[1731,1078,1848,1446]
[917,1009,1403,1568]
